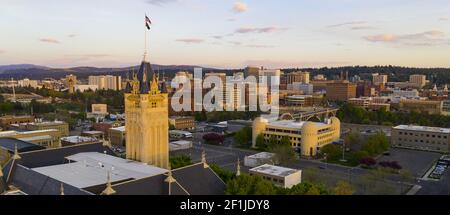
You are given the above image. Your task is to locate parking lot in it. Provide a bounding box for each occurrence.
[377,148,442,178]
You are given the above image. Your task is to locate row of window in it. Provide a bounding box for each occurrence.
[397,132,448,139]
[266,128,302,135]
[396,144,443,151]
[397,138,448,145]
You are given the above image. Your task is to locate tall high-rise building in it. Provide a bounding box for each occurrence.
[244,66,261,79]
[89,75,122,91]
[409,74,427,88]
[287,71,310,84]
[372,73,388,85]
[325,81,357,101]
[124,55,169,169]
[65,74,77,94]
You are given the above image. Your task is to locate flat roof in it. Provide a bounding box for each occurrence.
[247,152,275,159]
[170,140,192,145]
[18,135,53,142]
[286,95,312,99]
[0,137,46,152]
[250,164,299,177]
[169,130,193,135]
[82,131,104,135]
[32,152,168,189]
[61,136,98,143]
[0,129,58,137]
[110,126,125,132]
[393,125,450,134]
[267,120,327,129]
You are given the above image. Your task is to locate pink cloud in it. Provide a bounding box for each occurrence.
[233,2,248,13]
[39,38,60,44]
[364,31,448,46]
[364,34,399,42]
[236,26,288,34]
[176,38,205,43]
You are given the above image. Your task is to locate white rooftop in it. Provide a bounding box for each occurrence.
[110,126,125,132]
[267,120,327,129]
[247,152,275,159]
[32,152,168,189]
[61,136,98,143]
[394,125,450,134]
[250,164,300,177]
[170,140,192,146]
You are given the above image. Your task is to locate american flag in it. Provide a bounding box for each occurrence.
[145,15,152,30]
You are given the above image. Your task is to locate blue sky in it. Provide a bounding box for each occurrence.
[1,0,450,68]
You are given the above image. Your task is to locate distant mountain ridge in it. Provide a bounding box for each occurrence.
[0,64,219,79]
[0,64,49,72]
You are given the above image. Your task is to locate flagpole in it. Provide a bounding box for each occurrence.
[144,14,148,60]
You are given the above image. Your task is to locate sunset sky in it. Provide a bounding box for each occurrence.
[1,0,450,68]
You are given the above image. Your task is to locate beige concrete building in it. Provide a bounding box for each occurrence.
[398,99,443,115]
[287,71,310,84]
[392,125,450,153]
[14,121,70,137]
[109,126,126,146]
[372,74,388,85]
[409,74,427,88]
[88,75,122,91]
[0,129,61,148]
[249,164,302,188]
[252,117,341,157]
[169,117,195,131]
[0,115,35,128]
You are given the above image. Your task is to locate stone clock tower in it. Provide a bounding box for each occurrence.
[124,56,169,169]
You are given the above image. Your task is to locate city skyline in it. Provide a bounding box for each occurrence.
[1,0,450,69]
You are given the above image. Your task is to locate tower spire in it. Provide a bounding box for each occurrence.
[13,144,21,160]
[202,150,209,168]
[236,158,241,176]
[101,171,116,195]
[60,183,65,195]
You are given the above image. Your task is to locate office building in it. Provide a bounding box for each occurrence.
[169,117,195,131]
[0,115,35,128]
[244,152,276,168]
[372,74,388,85]
[325,81,357,101]
[399,99,443,115]
[0,129,61,148]
[252,117,341,157]
[287,71,310,84]
[392,125,450,153]
[249,164,302,189]
[88,75,122,91]
[409,75,427,88]
[14,120,70,137]
[287,83,313,95]
[109,126,126,146]
[348,97,391,111]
